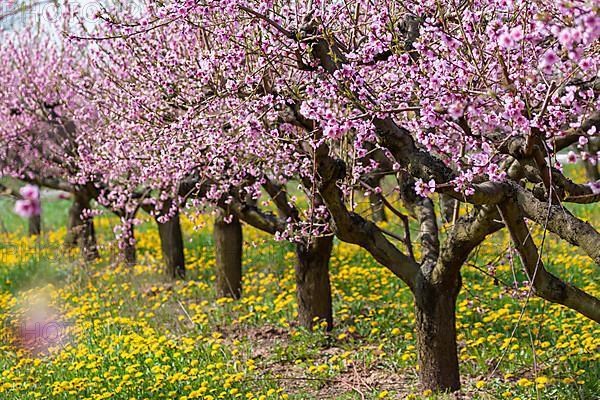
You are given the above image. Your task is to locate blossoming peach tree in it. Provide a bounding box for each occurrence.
[0,26,101,254]
[0,23,158,265]
[63,1,337,325]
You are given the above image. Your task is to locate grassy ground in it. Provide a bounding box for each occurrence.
[0,174,598,399]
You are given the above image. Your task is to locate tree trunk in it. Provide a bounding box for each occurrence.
[157,212,186,279]
[122,225,136,267]
[295,235,334,331]
[414,282,461,392]
[28,214,41,236]
[65,200,79,248]
[65,193,99,261]
[214,212,243,299]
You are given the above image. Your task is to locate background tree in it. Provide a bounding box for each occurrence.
[69,9,338,328]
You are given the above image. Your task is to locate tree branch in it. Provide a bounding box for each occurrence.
[435,205,504,284]
[515,185,600,264]
[316,147,420,291]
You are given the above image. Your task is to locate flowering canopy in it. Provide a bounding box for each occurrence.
[1,0,597,269]
[51,0,597,249]
[68,0,599,205]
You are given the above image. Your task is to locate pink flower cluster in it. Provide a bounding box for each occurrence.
[415,179,436,198]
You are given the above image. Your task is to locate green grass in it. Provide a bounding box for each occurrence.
[0,179,598,400]
[0,196,70,235]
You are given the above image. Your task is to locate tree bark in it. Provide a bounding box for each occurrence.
[122,224,136,267]
[295,235,334,331]
[414,280,461,392]
[517,187,600,264]
[214,212,243,299]
[65,193,99,261]
[28,214,41,236]
[157,212,186,279]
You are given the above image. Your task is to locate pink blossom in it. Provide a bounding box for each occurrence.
[14,199,41,218]
[539,50,559,69]
[557,28,574,47]
[497,32,514,49]
[554,161,564,172]
[415,179,436,197]
[447,102,464,119]
[566,151,577,163]
[19,185,40,201]
[510,27,524,42]
[15,185,41,218]
[589,181,600,195]
[579,57,594,71]
[578,136,588,146]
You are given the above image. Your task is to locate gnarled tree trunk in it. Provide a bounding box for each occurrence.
[414,280,461,392]
[65,193,99,261]
[157,212,186,279]
[295,235,334,331]
[214,212,243,299]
